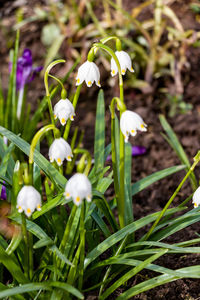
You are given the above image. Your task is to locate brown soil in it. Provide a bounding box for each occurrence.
[1,0,200,299]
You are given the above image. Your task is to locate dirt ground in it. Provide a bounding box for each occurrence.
[1,0,200,299]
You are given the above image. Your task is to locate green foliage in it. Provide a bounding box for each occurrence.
[0,19,200,298]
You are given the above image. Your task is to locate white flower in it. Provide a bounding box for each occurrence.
[192,186,200,208]
[54,99,75,126]
[49,138,73,166]
[64,173,92,206]
[76,60,101,87]
[120,110,147,143]
[111,51,134,76]
[16,186,42,217]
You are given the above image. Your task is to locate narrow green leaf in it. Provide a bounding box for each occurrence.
[100,249,168,300]
[0,136,15,179]
[0,126,67,188]
[0,142,15,195]
[116,265,200,299]
[132,165,185,196]
[84,207,182,269]
[159,114,197,190]
[0,244,28,284]
[94,89,105,171]
[124,142,133,225]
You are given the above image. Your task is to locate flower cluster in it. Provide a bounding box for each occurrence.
[76,50,134,88]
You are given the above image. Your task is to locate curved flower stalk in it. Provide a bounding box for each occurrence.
[192,186,200,208]
[49,138,73,166]
[120,110,147,142]
[111,51,134,76]
[54,98,75,125]
[17,185,42,217]
[76,60,101,88]
[64,173,92,206]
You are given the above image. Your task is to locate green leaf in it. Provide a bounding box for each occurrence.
[132,165,185,196]
[100,249,168,300]
[84,207,182,269]
[159,114,197,190]
[116,265,200,299]
[94,196,119,232]
[0,126,67,189]
[94,89,105,172]
[0,136,15,179]
[0,244,28,284]
[0,142,15,195]
[124,142,133,225]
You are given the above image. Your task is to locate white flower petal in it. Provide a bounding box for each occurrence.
[111,51,134,76]
[54,99,75,126]
[49,138,72,166]
[16,186,42,217]
[64,173,92,206]
[120,110,147,142]
[76,61,100,88]
[192,186,200,208]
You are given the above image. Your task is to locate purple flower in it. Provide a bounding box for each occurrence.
[1,185,6,201]
[13,49,42,90]
[106,145,146,161]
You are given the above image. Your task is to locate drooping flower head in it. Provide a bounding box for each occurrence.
[49,138,73,166]
[120,110,147,143]
[192,186,200,208]
[76,60,101,88]
[16,186,42,217]
[64,173,92,206]
[111,51,134,77]
[12,49,42,91]
[54,98,75,126]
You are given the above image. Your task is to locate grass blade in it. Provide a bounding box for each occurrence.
[159,114,197,190]
[0,126,67,188]
[94,89,105,172]
[132,165,185,196]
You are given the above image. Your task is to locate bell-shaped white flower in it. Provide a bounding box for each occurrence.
[111,51,134,76]
[54,99,75,126]
[16,186,42,217]
[64,173,92,206]
[76,60,101,88]
[49,138,73,166]
[192,186,200,208]
[120,110,147,143]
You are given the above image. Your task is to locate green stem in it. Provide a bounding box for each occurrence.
[29,229,33,279]
[44,60,65,128]
[48,74,65,91]
[29,124,60,164]
[78,201,85,290]
[74,149,92,176]
[29,124,60,183]
[93,43,123,87]
[110,97,126,227]
[63,84,82,140]
[144,154,200,241]
[93,42,126,228]
[21,213,29,279]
